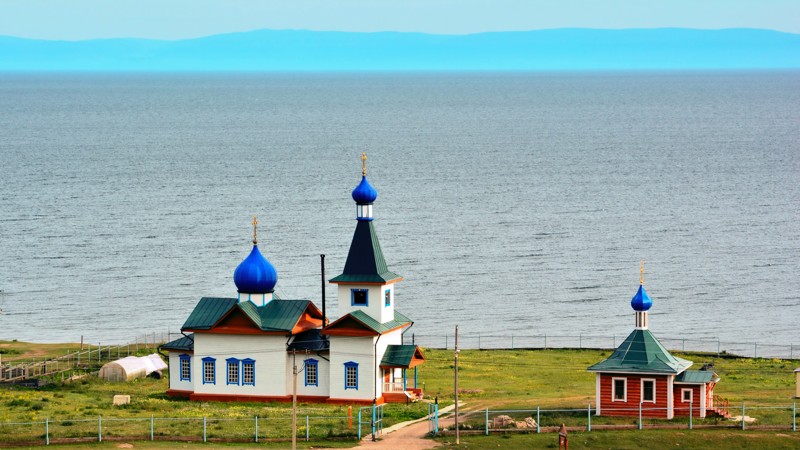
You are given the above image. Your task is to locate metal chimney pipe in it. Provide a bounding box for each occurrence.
[320,254,326,325]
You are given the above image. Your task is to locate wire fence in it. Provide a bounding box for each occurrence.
[0,331,173,384]
[0,412,365,446]
[408,333,800,360]
[440,401,799,437]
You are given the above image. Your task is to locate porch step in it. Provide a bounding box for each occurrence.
[707,407,732,419]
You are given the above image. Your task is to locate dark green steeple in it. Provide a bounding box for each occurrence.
[330,220,402,284]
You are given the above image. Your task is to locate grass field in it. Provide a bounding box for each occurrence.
[1,343,798,448]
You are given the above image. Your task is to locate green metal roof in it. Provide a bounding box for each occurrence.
[160,333,194,352]
[330,220,402,283]
[675,370,715,384]
[259,300,317,331]
[181,297,319,333]
[348,310,412,334]
[587,329,693,374]
[182,297,238,330]
[380,344,421,367]
[325,310,412,335]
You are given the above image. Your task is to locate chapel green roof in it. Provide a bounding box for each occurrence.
[181,297,319,333]
[675,370,716,384]
[587,329,693,374]
[160,333,195,352]
[380,344,422,368]
[330,220,402,284]
[324,309,413,335]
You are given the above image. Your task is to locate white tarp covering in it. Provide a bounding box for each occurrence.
[99,354,168,382]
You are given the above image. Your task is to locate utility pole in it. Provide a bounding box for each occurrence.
[454,324,460,445]
[292,350,298,450]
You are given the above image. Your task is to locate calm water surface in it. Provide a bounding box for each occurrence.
[0,72,798,346]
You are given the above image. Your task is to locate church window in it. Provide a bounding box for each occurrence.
[344,361,359,390]
[351,289,368,307]
[202,357,216,384]
[305,359,318,387]
[612,377,626,401]
[385,289,391,307]
[227,358,240,385]
[179,354,191,381]
[242,358,255,385]
[641,379,656,403]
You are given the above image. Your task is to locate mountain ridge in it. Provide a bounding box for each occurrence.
[1,28,798,71]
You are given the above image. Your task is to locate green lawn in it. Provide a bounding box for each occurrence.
[2,345,798,448]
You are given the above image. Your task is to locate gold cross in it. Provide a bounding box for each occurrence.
[252,215,259,244]
[640,259,645,285]
[361,152,367,176]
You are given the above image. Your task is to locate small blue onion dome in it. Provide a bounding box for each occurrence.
[351,175,378,204]
[233,245,277,293]
[630,285,652,311]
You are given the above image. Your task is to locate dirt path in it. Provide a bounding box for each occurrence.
[357,404,459,450]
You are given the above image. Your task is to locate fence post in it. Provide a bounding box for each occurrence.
[306,415,309,441]
[588,403,591,432]
[371,403,376,440]
[793,402,796,432]
[638,402,642,430]
[717,340,721,356]
[358,408,362,440]
[536,407,540,433]
[682,339,685,352]
[255,415,258,442]
[98,415,102,442]
[435,402,439,434]
[485,407,489,435]
[150,415,154,441]
[203,416,207,443]
[742,402,745,431]
[689,399,693,429]
[45,418,49,446]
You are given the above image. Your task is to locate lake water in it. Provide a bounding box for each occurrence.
[0,72,798,347]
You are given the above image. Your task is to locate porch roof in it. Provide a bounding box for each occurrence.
[380,344,425,368]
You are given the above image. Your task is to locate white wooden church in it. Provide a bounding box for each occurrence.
[161,155,425,404]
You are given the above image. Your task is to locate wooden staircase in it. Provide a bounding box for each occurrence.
[707,395,732,419]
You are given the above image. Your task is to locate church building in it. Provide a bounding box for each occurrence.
[161,154,424,404]
[588,264,723,419]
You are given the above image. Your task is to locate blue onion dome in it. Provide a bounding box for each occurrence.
[630,284,652,311]
[233,245,277,293]
[352,175,378,204]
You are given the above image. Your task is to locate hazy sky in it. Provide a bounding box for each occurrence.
[2,0,799,40]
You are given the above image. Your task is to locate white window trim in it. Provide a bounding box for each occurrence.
[681,388,693,403]
[641,378,657,403]
[611,377,627,402]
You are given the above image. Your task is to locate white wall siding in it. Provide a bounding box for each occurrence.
[193,333,288,397]
[168,351,194,392]
[328,335,377,401]
[336,283,396,324]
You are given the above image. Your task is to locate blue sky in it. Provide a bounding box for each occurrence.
[1,0,799,40]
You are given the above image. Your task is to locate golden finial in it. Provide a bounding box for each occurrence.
[639,259,645,285]
[361,152,367,176]
[252,215,259,245]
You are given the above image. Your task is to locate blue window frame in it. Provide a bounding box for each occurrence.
[202,357,216,385]
[226,358,240,385]
[305,359,318,387]
[384,289,391,307]
[351,289,368,307]
[242,358,255,386]
[344,361,359,390]
[179,354,191,381]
